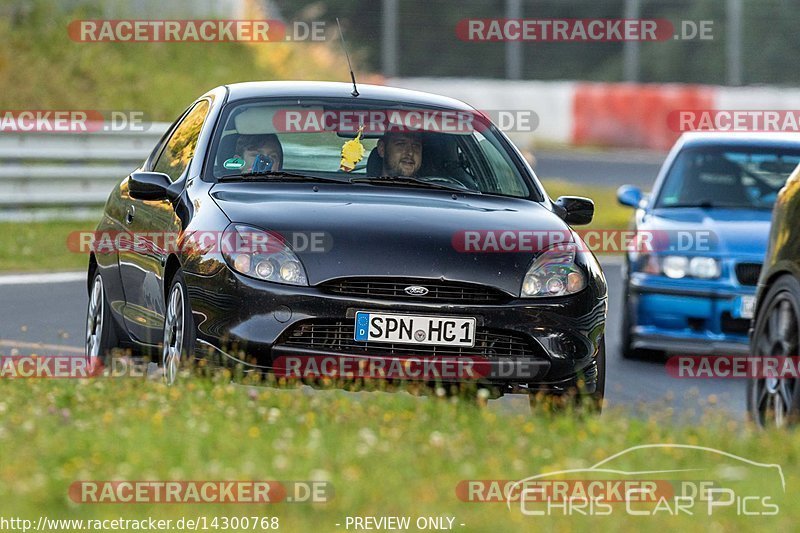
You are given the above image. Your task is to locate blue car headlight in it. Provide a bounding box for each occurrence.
[639,254,721,280]
[221,224,309,286]
[521,243,587,297]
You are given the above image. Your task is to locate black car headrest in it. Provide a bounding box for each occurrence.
[366,147,383,176]
[216,134,239,172]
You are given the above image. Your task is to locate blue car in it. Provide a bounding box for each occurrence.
[618,133,800,358]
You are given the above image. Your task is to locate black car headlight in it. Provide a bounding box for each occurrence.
[521,243,587,297]
[221,224,309,286]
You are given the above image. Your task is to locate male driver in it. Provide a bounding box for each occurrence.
[235,133,283,171]
[376,131,422,177]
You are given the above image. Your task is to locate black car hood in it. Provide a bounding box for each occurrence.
[209,182,571,295]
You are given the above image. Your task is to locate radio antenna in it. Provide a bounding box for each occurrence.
[336,18,359,97]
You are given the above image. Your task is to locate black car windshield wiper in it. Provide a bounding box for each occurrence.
[217,170,344,183]
[665,201,749,209]
[349,175,471,193]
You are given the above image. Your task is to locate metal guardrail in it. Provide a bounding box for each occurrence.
[0,124,169,208]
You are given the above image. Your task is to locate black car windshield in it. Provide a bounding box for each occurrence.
[655,145,800,209]
[209,99,533,198]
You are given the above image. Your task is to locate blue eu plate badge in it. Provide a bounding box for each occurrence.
[355,312,370,341]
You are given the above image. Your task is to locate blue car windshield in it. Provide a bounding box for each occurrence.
[656,146,800,209]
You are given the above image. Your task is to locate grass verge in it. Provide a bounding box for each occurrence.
[541,179,632,231]
[0,1,345,121]
[0,219,96,273]
[0,374,795,531]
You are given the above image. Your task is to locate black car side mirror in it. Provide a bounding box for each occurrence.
[554,196,594,226]
[129,171,175,201]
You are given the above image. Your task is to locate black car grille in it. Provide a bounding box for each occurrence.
[735,263,761,286]
[277,320,541,359]
[319,278,511,304]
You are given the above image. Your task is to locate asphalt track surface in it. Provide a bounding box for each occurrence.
[0,262,746,421]
[0,149,746,421]
[534,148,664,188]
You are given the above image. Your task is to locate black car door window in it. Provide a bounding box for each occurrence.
[153,100,210,181]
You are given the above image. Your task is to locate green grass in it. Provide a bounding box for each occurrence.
[541,179,632,231]
[0,218,96,273]
[0,1,344,122]
[0,374,797,531]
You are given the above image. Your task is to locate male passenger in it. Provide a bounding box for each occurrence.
[376,131,422,177]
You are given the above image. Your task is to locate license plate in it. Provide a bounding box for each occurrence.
[740,295,756,320]
[354,312,476,347]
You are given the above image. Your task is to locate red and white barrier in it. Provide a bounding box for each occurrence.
[390,77,800,150]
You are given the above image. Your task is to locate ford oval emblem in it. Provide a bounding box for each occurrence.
[404,285,429,296]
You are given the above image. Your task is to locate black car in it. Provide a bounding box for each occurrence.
[85,81,607,406]
[749,162,800,427]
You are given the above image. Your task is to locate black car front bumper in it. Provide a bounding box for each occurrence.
[185,267,606,393]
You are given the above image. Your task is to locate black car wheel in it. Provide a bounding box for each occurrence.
[85,273,117,371]
[162,270,196,385]
[748,275,800,428]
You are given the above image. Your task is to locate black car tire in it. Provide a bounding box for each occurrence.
[619,283,637,359]
[593,337,606,407]
[85,272,118,372]
[748,275,800,428]
[162,270,196,385]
